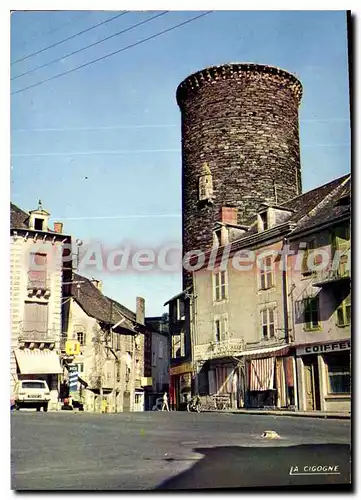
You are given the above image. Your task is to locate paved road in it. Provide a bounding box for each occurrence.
[11,411,351,490]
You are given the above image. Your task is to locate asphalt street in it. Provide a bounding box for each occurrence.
[11,411,351,491]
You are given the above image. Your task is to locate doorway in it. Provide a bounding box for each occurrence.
[303,356,321,411]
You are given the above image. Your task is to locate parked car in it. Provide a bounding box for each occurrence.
[13,380,51,412]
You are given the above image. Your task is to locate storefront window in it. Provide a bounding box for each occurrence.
[326,352,350,394]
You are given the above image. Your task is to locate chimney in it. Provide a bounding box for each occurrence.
[91,279,102,292]
[220,206,238,225]
[53,222,63,233]
[136,297,145,325]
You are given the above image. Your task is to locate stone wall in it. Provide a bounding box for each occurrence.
[177,63,303,288]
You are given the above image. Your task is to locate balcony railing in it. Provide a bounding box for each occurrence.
[194,338,245,361]
[313,265,351,287]
[18,330,57,343]
[27,275,51,297]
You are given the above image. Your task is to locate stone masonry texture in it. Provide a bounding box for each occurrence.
[176,63,303,289]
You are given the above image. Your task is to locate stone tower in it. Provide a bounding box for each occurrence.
[176,63,303,288]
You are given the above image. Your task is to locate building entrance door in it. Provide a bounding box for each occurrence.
[304,356,321,411]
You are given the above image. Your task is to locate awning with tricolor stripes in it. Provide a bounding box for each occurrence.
[249,358,275,391]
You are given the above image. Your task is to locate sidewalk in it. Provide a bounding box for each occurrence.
[203,408,351,419]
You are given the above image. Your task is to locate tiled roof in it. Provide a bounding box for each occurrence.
[239,174,350,241]
[10,202,60,234]
[287,174,350,235]
[10,203,29,229]
[72,273,136,333]
[195,173,351,267]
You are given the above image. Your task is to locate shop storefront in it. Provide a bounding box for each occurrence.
[242,345,296,409]
[169,362,193,410]
[296,339,351,413]
[14,348,63,410]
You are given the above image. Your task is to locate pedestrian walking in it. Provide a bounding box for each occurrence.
[162,392,169,411]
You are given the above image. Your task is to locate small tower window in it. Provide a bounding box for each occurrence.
[260,211,268,231]
[34,218,44,231]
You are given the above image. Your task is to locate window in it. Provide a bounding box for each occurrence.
[331,225,350,253]
[178,300,185,320]
[336,294,351,327]
[331,226,350,276]
[152,351,157,367]
[215,229,222,246]
[180,331,185,357]
[23,301,48,336]
[77,332,86,346]
[28,253,47,288]
[326,353,350,394]
[260,211,268,231]
[214,316,228,343]
[21,381,46,389]
[34,218,44,231]
[116,362,121,382]
[301,240,315,276]
[303,296,320,331]
[261,308,275,338]
[77,363,84,373]
[214,271,227,301]
[172,334,181,358]
[159,340,164,359]
[259,256,274,290]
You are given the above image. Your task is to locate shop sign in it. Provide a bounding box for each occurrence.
[296,340,350,356]
[170,362,193,376]
[68,364,78,393]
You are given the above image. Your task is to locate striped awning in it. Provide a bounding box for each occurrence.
[14,348,62,375]
[239,345,290,359]
[249,358,275,391]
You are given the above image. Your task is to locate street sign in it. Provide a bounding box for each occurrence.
[65,340,80,356]
[68,364,78,393]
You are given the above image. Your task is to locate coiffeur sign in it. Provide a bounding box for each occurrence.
[296,339,350,356]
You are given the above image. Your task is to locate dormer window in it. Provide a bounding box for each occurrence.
[28,200,50,232]
[260,211,268,231]
[34,218,44,231]
[215,228,222,246]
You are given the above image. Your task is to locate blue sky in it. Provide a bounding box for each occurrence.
[10,10,350,316]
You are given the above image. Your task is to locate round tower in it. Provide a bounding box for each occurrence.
[176,63,303,287]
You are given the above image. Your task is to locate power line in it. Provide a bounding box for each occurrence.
[11,11,214,96]
[33,12,92,42]
[15,11,92,49]
[11,118,349,133]
[11,11,169,81]
[11,11,130,66]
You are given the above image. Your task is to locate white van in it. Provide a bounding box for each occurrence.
[13,379,51,412]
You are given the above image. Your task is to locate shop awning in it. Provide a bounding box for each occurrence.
[249,358,275,391]
[14,349,62,375]
[238,345,290,359]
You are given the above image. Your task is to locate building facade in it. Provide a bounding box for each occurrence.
[62,274,148,412]
[165,292,194,410]
[190,175,351,413]
[10,202,71,410]
[143,316,170,410]
[287,187,351,412]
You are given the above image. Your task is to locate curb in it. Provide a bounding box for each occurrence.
[201,410,351,420]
